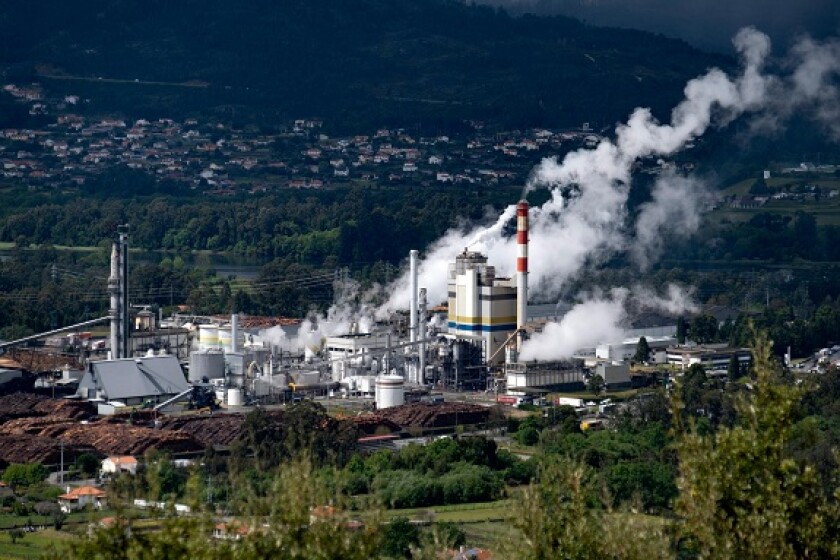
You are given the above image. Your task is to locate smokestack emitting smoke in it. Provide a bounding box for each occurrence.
[410,250,419,346]
[516,200,529,350]
[375,28,840,360]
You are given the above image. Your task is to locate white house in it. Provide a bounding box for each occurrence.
[101,456,138,476]
[58,486,107,513]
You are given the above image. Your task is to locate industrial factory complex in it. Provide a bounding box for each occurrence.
[0,200,755,418]
[0,198,756,470]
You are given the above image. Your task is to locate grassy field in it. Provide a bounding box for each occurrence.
[0,510,110,531]
[0,528,75,559]
[714,175,840,227]
[384,499,511,524]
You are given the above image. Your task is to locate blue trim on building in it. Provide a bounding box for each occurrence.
[447,322,516,333]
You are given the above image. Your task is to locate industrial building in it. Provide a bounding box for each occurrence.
[666,344,752,375]
[595,335,677,364]
[77,355,190,409]
[447,250,517,365]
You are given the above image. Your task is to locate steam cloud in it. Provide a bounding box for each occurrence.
[261,277,376,354]
[379,28,840,361]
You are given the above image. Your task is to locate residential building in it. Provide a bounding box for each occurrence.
[58,486,107,512]
[101,456,139,476]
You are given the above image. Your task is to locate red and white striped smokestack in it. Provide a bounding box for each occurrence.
[516,199,528,349]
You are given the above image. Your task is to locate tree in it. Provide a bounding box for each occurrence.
[727,353,741,381]
[634,336,651,364]
[676,316,687,345]
[587,374,605,396]
[34,501,59,526]
[510,458,670,559]
[75,453,100,478]
[2,463,48,488]
[680,364,708,417]
[690,314,719,344]
[379,517,420,559]
[45,456,382,560]
[52,510,67,530]
[674,329,840,559]
[8,528,24,545]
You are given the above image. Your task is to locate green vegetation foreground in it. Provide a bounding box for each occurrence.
[37,329,840,559]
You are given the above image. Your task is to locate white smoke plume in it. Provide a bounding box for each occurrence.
[631,283,700,316]
[518,283,699,361]
[519,289,629,361]
[380,28,785,313]
[261,277,377,352]
[631,173,713,270]
[374,29,840,360]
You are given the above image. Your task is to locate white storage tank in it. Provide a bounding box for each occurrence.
[357,375,376,394]
[375,374,405,409]
[227,388,243,407]
[188,350,226,382]
[218,328,232,353]
[199,326,219,351]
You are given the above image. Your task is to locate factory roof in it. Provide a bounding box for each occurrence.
[78,356,189,401]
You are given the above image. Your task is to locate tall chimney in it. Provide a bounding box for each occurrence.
[516,200,529,350]
[409,250,419,383]
[118,226,130,358]
[108,243,120,359]
[419,288,427,385]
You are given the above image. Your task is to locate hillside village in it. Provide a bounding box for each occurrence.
[0,82,663,195]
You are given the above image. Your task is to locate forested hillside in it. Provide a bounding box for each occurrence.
[0,0,727,131]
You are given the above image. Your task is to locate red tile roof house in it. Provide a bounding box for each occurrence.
[58,486,107,513]
[101,456,138,476]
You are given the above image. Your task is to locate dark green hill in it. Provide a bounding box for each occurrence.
[0,0,728,131]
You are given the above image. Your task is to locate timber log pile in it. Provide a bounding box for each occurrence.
[0,392,94,423]
[0,433,95,465]
[157,414,246,447]
[0,394,204,463]
[379,402,489,428]
[351,415,401,435]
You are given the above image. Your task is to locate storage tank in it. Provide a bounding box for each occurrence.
[226,388,243,407]
[199,326,219,350]
[292,370,321,387]
[188,350,225,382]
[357,375,376,394]
[218,328,232,353]
[375,375,405,409]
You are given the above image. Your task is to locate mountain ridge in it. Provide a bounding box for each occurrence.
[0,0,730,131]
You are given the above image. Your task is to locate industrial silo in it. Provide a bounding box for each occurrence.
[188,350,226,382]
[375,375,405,409]
[199,325,219,351]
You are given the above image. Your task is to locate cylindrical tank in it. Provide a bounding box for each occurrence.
[227,388,243,406]
[228,374,245,388]
[357,375,376,394]
[199,326,219,351]
[375,374,405,409]
[293,370,320,387]
[218,328,232,353]
[189,350,226,382]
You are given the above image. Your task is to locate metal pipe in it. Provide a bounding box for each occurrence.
[419,288,427,385]
[231,313,238,354]
[409,250,419,382]
[0,316,112,351]
[516,200,529,350]
[118,226,130,358]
